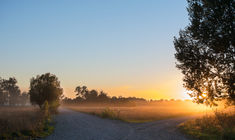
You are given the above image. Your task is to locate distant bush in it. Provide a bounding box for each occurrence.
[98,108,121,120]
[179,109,235,140]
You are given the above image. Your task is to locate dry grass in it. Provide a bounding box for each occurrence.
[179,107,235,140]
[0,106,54,139]
[64,101,209,123]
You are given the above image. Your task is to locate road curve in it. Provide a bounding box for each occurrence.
[42,108,193,140]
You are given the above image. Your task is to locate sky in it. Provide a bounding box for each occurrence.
[0,0,190,100]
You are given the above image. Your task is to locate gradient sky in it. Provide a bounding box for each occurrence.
[0,0,190,99]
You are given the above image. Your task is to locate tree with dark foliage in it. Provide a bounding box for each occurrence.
[174,0,235,106]
[0,77,21,105]
[29,73,63,112]
[0,78,8,105]
[63,85,147,106]
[75,86,88,98]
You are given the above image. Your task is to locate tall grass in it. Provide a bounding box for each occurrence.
[0,106,54,140]
[98,108,121,120]
[179,108,235,140]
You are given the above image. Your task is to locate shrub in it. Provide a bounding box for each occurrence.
[100,108,121,120]
[0,107,54,139]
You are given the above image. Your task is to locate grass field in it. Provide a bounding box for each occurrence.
[179,107,235,140]
[64,101,210,123]
[0,106,54,140]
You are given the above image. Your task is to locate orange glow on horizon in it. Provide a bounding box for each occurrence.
[62,85,191,100]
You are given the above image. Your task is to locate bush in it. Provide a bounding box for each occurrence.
[100,108,121,120]
[0,107,54,139]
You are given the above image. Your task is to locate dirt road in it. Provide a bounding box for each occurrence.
[43,108,193,140]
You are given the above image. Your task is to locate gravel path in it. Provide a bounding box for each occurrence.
[43,108,193,140]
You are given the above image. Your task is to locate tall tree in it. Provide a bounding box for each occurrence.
[0,77,21,105]
[29,73,63,111]
[84,89,98,101]
[98,91,109,102]
[174,0,235,106]
[0,78,8,105]
[75,85,88,99]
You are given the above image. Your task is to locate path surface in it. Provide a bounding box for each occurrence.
[43,108,194,140]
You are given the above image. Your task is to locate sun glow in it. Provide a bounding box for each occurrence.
[201,92,207,98]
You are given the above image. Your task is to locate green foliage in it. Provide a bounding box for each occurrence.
[42,101,49,117]
[29,73,63,112]
[49,100,60,114]
[174,0,235,106]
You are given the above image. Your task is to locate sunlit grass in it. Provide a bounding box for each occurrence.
[179,107,235,140]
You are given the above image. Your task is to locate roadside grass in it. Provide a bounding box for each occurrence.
[89,107,122,120]
[179,108,235,140]
[0,106,54,140]
[64,103,207,123]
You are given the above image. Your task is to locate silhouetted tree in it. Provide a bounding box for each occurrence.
[63,86,147,106]
[0,89,7,105]
[0,78,8,105]
[98,91,109,102]
[75,86,81,96]
[0,78,7,105]
[75,86,88,99]
[85,89,98,101]
[29,73,63,111]
[0,77,21,105]
[174,0,235,106]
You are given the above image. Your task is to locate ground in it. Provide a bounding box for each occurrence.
[42,108,195,140]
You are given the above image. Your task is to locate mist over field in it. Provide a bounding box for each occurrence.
[64,100,211,122]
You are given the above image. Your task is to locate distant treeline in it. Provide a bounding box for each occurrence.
[0,77,29,106]
[62,86,146,106]
[62,86,188,106]
[0,76,189,107]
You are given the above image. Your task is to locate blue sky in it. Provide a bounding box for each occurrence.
[0,0,189,99]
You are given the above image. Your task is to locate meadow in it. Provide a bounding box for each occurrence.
[64,101,210,123]
[0,106,54,140]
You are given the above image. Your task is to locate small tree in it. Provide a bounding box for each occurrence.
[174,0,235,106]
[29,73,63,112]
